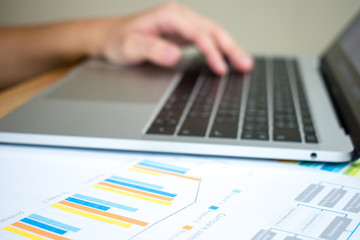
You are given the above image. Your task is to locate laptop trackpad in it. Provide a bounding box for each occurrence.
[45,62,176,104]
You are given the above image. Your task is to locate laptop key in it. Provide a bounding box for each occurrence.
[241,131,269,140]
[273,129,301,142]
[210,123,238,138]
[257,132,269,140]
[243,123,268,131]
[241,131,255,139]
[305,134,318,143]
[178,118,209,136]
[304,125,315,133]
[147,125,176,135]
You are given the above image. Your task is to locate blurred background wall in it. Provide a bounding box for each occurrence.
[1,0,359,56]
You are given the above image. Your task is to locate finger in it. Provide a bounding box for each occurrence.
[211,24,254,72]
[120,33,181,66]
[176,9,254,73]
[154,11,227,74]
[192,31,227,75]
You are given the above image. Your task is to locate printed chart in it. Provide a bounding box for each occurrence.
[1,159,201,240]
[1,145,359,240]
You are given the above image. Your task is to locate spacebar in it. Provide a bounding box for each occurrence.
[178,118,209,136]
[273,129,301,142]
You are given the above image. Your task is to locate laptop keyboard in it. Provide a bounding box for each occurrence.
[146,57,318,144]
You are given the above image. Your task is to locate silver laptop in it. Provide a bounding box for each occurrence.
[0,13,359,162]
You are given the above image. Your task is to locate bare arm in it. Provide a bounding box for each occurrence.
[0,2,253,90]
[0,20,104,89]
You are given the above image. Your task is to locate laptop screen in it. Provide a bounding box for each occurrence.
[321,11,360,155]
[339,16,360,121]
[340,17,360,73]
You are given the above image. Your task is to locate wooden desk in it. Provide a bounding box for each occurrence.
[0,66,72,119]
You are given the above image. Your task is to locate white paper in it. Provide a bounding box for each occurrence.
[0,145,359,240]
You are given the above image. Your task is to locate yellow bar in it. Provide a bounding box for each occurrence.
[93,184,172,206]
[281,160,297,164]
[51,203,132,228]
[133,165,200,181]
[128,167,160,176]
[3,226,48,240]
[98,181,173,201]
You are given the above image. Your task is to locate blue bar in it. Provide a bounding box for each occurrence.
[321,163,347,172]
[138,162,187,174]
[73,194,137,212]
[110,176,164,190]
[28,214,80,232]
[104,178,177,197]
[141,160,189,173]
[20,218,67,235]
[232,189,241,193]
[65,197,110,211]
[299,162,321,168]
[209,206,219,210]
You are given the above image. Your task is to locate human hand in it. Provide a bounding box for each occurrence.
[91,2,253,75]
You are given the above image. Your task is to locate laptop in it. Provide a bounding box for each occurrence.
[0,13,359,162]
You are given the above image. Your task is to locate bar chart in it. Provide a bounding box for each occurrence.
[3,214,80,240]
[2,159,201,240]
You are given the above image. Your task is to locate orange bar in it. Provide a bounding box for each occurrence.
[182,225,193,230]
[133,165,200,181]
[12,222,70,240]
[58,200,148,227]
[98,181,174,202]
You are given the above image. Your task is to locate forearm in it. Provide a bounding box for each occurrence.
[0,19,107,89]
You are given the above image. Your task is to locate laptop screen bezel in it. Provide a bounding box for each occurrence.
[321,12,360,156]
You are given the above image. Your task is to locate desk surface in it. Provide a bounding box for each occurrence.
[0,66,71,119]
